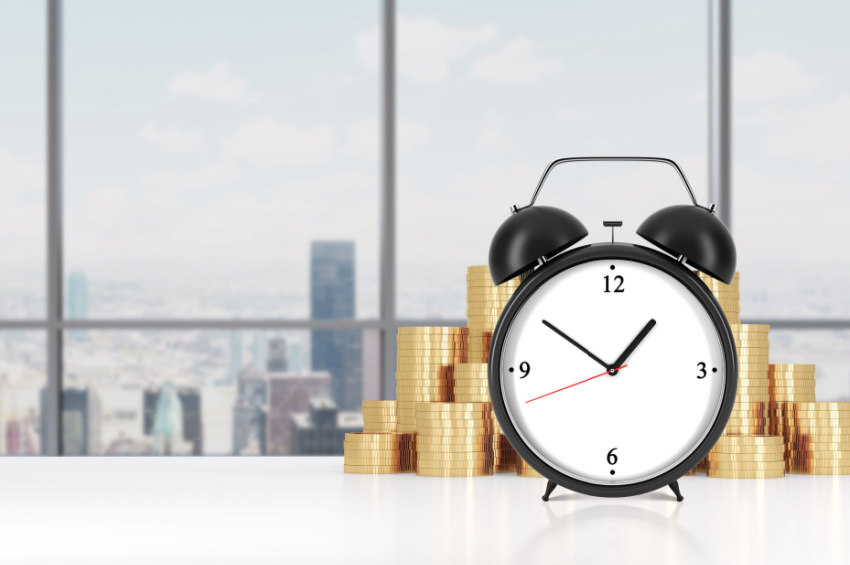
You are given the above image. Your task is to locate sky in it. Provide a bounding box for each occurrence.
[0,0,849,320]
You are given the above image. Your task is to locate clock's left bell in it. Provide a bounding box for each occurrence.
[489,205,588,285]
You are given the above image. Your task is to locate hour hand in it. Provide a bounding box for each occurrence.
[541,319,610,371]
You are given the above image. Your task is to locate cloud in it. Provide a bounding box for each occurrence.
[476,114,514,153]
[734,51,823,102]
[554,104,590,124]
[755,95,850,164]
[142,160,239,190]
[167,61,259,104]
[222,117,336,168]
[356,16,497,83]
[468,37,560,83]
[139,124,203,154]
[342,118,432,160]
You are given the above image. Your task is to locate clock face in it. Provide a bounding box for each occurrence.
[499,256,727,485]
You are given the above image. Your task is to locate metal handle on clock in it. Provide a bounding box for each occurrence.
[520,156,700,211]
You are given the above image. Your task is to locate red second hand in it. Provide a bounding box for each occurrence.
[525,364,628,404]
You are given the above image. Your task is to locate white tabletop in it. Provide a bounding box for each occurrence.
[0,457,846,565]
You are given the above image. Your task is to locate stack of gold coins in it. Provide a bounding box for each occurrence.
[343,432,415,474]
[396,327,468,433]
[466,266,524,363]
[697,271,740,324]
[516,456,545,478]
[767,364,816,454]
[786,402,850,475]
[416,403,494,477]
[725,323,771,435]
[453,363,517,472]
[362,400,398,433]
[705,435,785,478]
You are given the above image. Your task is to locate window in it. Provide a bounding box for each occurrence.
[396,0,708,318]
[1,1,847,456]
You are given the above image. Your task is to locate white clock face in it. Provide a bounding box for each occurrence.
[500,258,727,485]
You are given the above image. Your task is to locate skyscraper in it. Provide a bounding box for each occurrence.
[62,388,102,455]
[288,342,303,374]
[67,271,88,338]
[145,384,201,455]
[233,366,267,455]
[266,371,331,455]
[252,332,268,370]
[229,329,243,384]
[267,337,288,372]
[310,241,362,410]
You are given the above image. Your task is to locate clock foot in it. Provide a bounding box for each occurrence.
[542,480,558,501]
[668,480,684,502]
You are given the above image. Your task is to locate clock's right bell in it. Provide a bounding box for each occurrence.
[637,204,736,284]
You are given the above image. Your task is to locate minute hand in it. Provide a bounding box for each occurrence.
[542,320,611,372]
[611,319,657,372]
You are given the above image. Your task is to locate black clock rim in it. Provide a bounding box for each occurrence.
[488,242,739,498]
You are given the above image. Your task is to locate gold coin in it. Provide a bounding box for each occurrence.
[454,395,491,403]
[417,461,495,470]
[362,400,396,408]
[395,361,459,369]
[787,451,850,461]
[344,465,409,474]
[416,421,494,430]
[417,452,495,462]
[418,428,493,438]
[416,402,491,411]
[710,444,785,454]
[706,459,786,469]
[455,364,489,373]
[706,452,785,462]
[788,468,850,475]
[344,455,411,465]
[418,436,494,446]
[398,326,468,334]
[396,395,453,402]
[772,395,817,401]
[788,402,850,411]
[396,350,468,358]
[345,432,410,442]
[706,469,784,478]
[790,464,850,473]
[416,468,494,477]
[729,323,770,332]
[418,445,493,454]
[788,411,850,419]
[395,371,453,379]
[770,364,816,371]
[415,409,491,419]
[715,435,783,445]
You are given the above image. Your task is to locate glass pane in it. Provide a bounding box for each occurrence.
[770,330,850,401]
[0,1,45,318]
[396,0,708,318]
[65,1,379,318]
[735,1,850,318]
[63,329,376,455]
[0,332,46,455]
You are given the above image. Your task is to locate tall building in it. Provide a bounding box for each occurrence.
[290,398,362,455]
[288,342,303,374]
[229,329,243,383]
[67,271,88,338]
[310,241,362,410]
[252,332,268,371]
[62,388,101,455]
[233,366,267,455]
[144,384,202,455]
[267,337,288,372]
[266,371,331,455]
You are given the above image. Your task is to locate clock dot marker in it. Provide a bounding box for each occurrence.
[610,265,615,270]
[712,368,717,373]
[509,367,514,373]
[610,470,615,475]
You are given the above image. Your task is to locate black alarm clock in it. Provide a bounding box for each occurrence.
[486,156,738,502]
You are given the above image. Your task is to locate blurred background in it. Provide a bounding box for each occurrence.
[0,0,848,456]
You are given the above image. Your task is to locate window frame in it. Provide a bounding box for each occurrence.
[0,0,841,455]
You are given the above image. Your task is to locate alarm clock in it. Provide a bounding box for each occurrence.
[487,156,738,502]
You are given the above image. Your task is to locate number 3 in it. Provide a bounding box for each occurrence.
[697,362,707,379]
